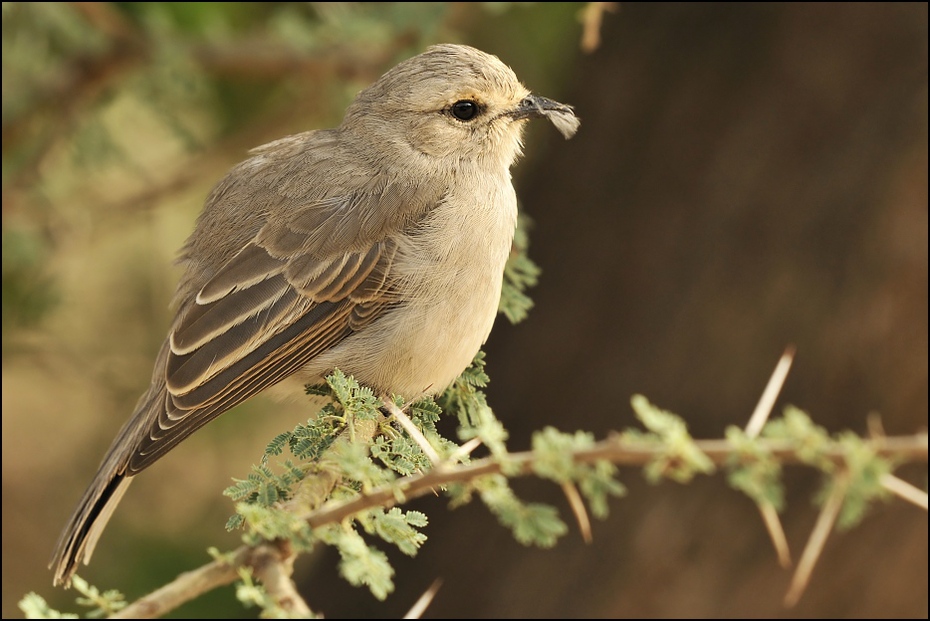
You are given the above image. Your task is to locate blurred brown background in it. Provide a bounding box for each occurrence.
[2,3,926,618]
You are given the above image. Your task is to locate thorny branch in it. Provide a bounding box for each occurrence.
[100,430,927,618]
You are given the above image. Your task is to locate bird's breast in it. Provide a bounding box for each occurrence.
[300,176,518,399]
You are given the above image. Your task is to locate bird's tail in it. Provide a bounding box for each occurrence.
[50,342,173,587]
[49,470,133,587]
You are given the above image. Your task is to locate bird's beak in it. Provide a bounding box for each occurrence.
[510,94,580,139]
[510,94,575,121]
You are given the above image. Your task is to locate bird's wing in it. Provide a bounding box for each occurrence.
[128,177,443,473]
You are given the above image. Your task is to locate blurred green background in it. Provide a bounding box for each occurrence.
[3,3,926,618]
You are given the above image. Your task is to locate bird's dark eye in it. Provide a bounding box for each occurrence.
[450,100,480,121]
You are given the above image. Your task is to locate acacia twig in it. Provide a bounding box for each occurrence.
[102,429,927,618]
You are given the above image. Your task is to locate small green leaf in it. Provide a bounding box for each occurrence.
[477,474,568,547]
[531,427,595,483]
[499,213,542,324]
[763,406,834,471]
[320,528,396,600]
[369,507,428,556]
[265,431,293,457]
[833,431,894,530]
[18,593,79,619]
[578,460,627,519]
[724,426,785,510]
[627,395,715,483]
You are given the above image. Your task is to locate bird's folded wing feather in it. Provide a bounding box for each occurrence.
[127,176,443,473]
